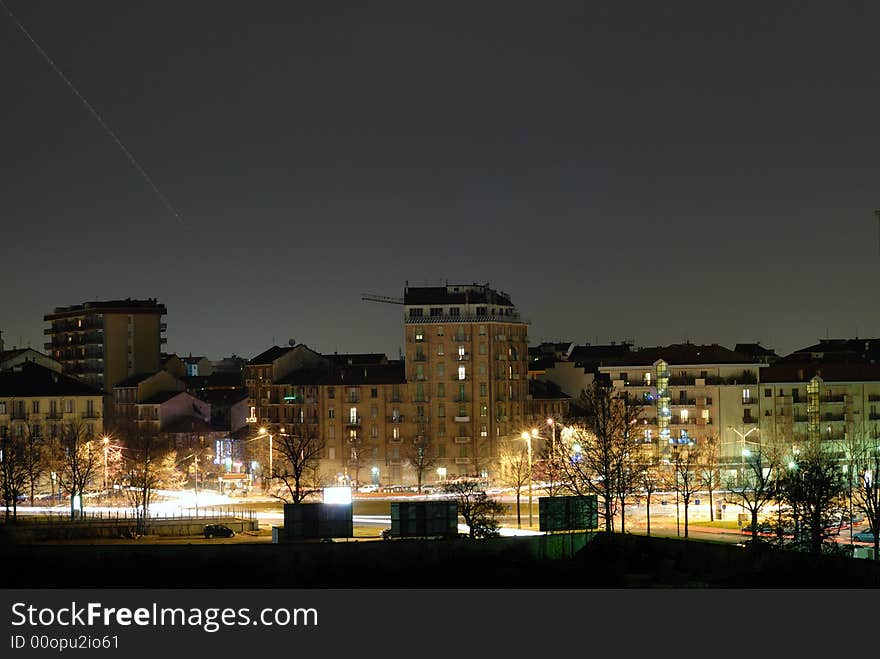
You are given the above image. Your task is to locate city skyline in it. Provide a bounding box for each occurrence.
[3,2,880,360]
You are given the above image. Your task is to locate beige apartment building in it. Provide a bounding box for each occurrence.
[402,284,530,478]
[44,299,167,395]
[242,283,531,486]
[758,361,880,461]
[0,362,105,442]
[598,344,765,474]
[244,344,416,485]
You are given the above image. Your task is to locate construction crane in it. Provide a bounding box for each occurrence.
[361,293,404,305]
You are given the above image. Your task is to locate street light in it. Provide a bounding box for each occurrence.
[728,426,758,485]
[258,426,274,487]
[102,436,110,492]
[547,417,557,496]
[521,428,538,528]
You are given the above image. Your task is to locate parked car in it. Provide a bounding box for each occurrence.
[358,484,379,493]
[853,528,876,543]
[203,524,235,539]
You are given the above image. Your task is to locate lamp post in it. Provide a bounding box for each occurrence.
[728,426,758,486]
[521,428,537,528]
[547,417,556,496]
[102,436,110,492]
[258,426,274,488]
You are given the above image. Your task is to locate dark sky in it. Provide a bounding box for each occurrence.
[2,1,879,361]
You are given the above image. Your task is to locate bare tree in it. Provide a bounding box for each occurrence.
[123,426,176,534]
[779,439,847,555]
[634,456,664,536]
[552,381,643,532]
[273,428,325,503]
[403,435,436,494]
[671,443,701,538]
[0,428,27,520]
[53,423,100,519]
[850,439,880,560]
[725,444,780,544]
[497,436,532,528]
[699,435,722,522]
[444,479,504,538]
[347,432,367,488]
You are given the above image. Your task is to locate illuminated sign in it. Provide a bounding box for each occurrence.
[323,487,353,505]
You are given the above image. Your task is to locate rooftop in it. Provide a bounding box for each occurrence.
[403,283,514,307]
[0,362,103,397]
[45,298,166,320]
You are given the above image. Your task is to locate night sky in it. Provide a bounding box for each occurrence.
[2,1,879,361]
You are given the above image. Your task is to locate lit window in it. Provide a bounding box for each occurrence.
[681,409,688,421]
[458,366,466,381]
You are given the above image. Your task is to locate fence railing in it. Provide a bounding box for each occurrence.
[4,506,257,524]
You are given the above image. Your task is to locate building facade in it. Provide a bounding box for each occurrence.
[402,284,530,478]
[0,362,105,442]
[44,299,167,394]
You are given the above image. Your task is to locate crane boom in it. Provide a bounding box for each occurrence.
[361,293,404,305]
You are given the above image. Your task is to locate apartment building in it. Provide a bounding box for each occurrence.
[44,299,167,394]
[0,362,105,441]
[402,284,529,478]
[759,361,880,460]
[244,344,415,485]
[598,344,765,470]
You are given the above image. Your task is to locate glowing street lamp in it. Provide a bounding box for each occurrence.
[521,428,538,528]
[258,426,273,485]
[102,436,110,491]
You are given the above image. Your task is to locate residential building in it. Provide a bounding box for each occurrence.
[43,298,167,393]
[244,344,415,485]
[0,362,105,442]
[0,347,61,373]
[402,283,530,478]
[598,343,766,469]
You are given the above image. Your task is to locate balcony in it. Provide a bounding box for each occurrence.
[415,415,430,424]
[821,413,845,422]
[741,398,758,406]
[869,413,880,421]
[453,334,470,342]
[10,410,27,420]
[822,395,846,403]
[454,396,469,403]
[742,415,758,425]
[456,353,471,361]
[454,457,472,465]
[454,415,470,422]
[81,411,101,419]
[668,376,696,386]
[454,436,471,444]
[387,415,404,423]
[673,399,697,406]
[793,415,809,423]
[869,395,880,402]
[46,411,63,420]
[413,353,428,362]
[345,417,362,427]
[388,436,402,443]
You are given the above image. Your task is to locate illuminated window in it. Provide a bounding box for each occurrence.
[415,328,424,341]
[393,427,400,439]
[702,409,710,421]
[458,366,466,380]
[643,372,651,385]
[349,408,358,423]
[681,409,688,421]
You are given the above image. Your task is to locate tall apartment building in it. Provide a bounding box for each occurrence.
[402,284,529,478]
[44,299,167,394]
